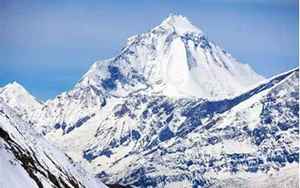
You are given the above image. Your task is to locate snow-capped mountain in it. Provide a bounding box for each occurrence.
[31,14,264,136]
[0,81,43,122]
[43,67,299,188]
[0,99,107,188]
[78,14,264,100]
[1,14,298,188]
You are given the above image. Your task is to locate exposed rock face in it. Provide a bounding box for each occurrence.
[0,100,107,188]
[1,15,298,188]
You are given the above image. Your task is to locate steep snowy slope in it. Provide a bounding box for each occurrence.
[32,85,107,134]
[0,82,42,122]
[43,67,298,187]
[31,14,264,136]
[0,100,107,188]
[1,14,297,188]
[78,14,264,100]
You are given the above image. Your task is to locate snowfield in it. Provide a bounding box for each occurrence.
[0,14,298,188]
[0,100,107,187]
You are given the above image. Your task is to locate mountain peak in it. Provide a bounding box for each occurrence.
[3,81,27,93]
[156,14,203,35]
[0,82,42,120]
[78,14,264,100]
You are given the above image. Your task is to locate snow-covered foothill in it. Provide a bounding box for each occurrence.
[0,100,107,188]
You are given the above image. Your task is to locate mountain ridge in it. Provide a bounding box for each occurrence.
[0,14,298,188]
[0,99,107,188]
[0,81,43,122]
[77,14,264,100]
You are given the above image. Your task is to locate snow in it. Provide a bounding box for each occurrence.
[0,101,107,188]
[0,81,43,121]
[74,14,264,100]
[163,37,191,97]
[0,14,298,188]
[0,148,38,188]
[194,139,257,156]
[156,14,203,36]
[217,102,263,130]
[211,164,299,188]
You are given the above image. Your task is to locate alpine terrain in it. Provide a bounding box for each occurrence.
[0,99,107,187]
[0,14,298,188]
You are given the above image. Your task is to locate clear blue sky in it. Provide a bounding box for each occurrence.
[0,0,298,100]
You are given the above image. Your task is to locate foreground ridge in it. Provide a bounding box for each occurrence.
[0,100,107,188]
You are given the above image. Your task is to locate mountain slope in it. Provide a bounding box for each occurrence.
[0,99,107,188]
[1,14,297,188]
[31,14,264,136]
[78,14,264,100]
[97,68,299,187]
[0,82,42,122]
[43,67,298,187]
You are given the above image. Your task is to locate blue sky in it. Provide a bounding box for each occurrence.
[0,0,298,100]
